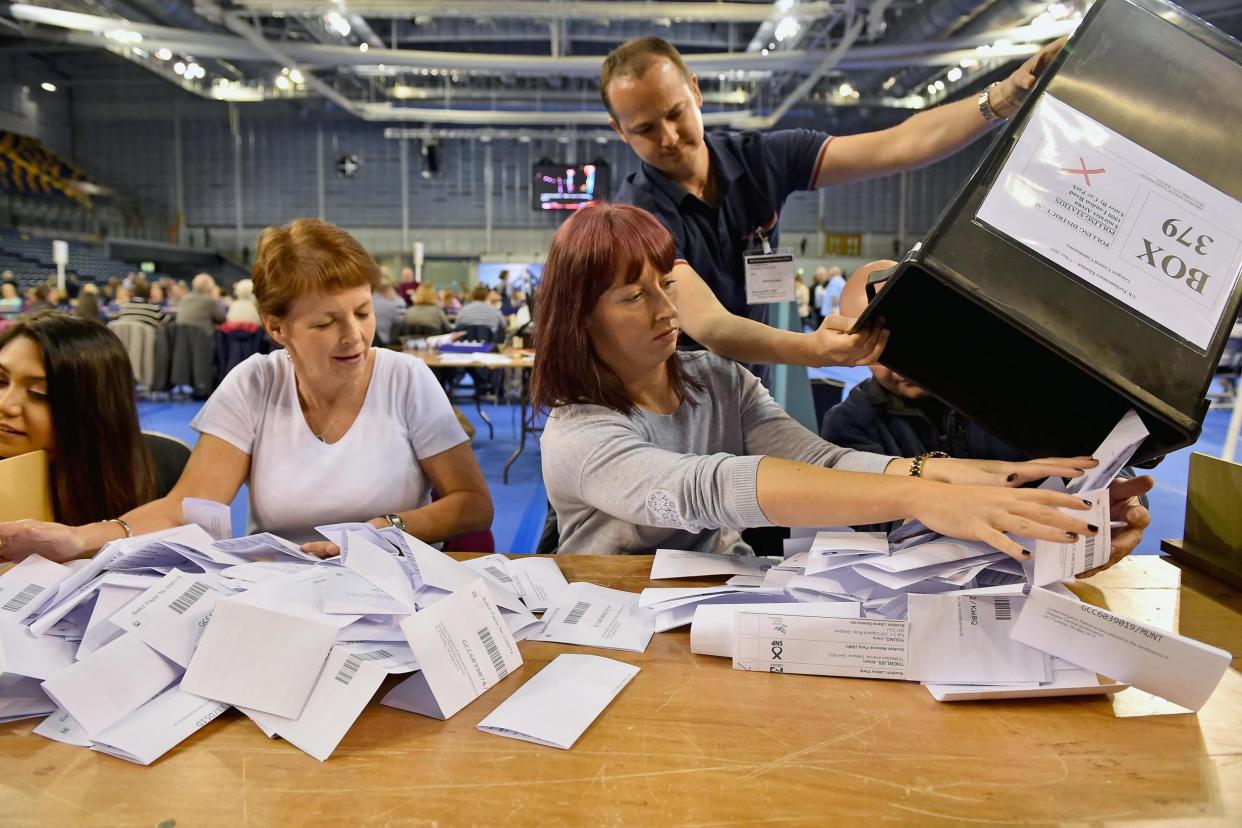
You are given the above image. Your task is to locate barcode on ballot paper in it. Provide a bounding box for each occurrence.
[1,584,44,613]
[477,627,508,678]
[335,655,362,685]
[993,597,1013,622]
[564,601,591,625]
[169,582,210,615]
[1084,535,1100,569]
[483,565,513,584]
[351,649,394,661]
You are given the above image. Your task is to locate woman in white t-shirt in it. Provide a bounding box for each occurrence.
[0,219,492,560]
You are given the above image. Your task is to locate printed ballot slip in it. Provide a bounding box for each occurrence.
[381,578,521,720]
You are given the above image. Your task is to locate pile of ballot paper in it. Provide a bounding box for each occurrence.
[0,409,1232,766]
[0,521,656,763]
[650,410,1233,709]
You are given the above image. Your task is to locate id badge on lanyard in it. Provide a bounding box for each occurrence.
[743,228,796,305]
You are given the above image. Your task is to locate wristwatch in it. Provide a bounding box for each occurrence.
[909,451,950,478]
[384,513,407,533]
[978,82,1006,125]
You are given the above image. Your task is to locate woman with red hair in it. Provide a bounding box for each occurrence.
[533,204,1103,558]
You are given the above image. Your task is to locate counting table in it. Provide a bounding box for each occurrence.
[2,554,1240,826]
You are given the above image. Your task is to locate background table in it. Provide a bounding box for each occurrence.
[2,555,1240,826]
[406,348,539,482]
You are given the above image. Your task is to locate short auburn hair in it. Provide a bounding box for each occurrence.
[531,204,701,416]
[600,36,693,119]
[251,218,380,317]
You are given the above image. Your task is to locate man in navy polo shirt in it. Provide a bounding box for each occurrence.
[603,36,1060,369]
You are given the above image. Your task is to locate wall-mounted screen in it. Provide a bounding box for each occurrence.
[532,160,608,211]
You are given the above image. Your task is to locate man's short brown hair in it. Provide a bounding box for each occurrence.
[600,36,693,119]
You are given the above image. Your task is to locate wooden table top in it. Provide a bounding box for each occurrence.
[3,554,1240,827]
[405,348,534,370]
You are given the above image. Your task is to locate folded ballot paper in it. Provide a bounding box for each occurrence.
[477,654,638,749]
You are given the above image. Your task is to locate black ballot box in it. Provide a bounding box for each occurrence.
[856,0,1242,464]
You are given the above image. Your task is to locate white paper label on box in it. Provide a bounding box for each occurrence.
[976,94,1242,349]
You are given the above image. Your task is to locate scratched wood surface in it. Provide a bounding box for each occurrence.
[2,555,1240,827]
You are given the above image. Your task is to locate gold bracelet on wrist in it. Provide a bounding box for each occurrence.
[103,517,133,538]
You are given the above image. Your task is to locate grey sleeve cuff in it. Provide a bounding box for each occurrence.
[724,455,773,528]
[831,450,899,475]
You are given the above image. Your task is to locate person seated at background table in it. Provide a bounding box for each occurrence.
[24,284,54,316]
[533,204,1109,560]
[114,276,165,329]
[74,284,103,324]
[224,278,261,328]
[371,275,407,346]
[439,288,462,315]
[454,284,507,341]
[405,284,453,335]
[0,313,156,536]
[0,218,493,563]
[177,273,226,334]
[0,281,23,317]
[820,261,1154,559]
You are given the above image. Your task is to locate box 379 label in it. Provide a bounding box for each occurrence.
[1126,191,1241,304]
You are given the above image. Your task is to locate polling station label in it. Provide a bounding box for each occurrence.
[976,94,1242,350]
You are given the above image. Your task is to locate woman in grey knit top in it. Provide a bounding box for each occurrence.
[533,204,1104,558]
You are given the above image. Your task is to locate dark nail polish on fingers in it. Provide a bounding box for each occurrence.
[1006,474,1018,482]
[1087,524,1099,533]
[1082,499,1092,507]
[1021,549,1032,557]
[1065,532,1078,540]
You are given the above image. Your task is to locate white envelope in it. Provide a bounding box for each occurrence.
[105,524,220,571]
[181,497,233,542]
[75,582,143,658]
[477,654,639,749]
[506,556,570,613]
[91,685,230,765]
[652,592,801,634]
[649,549,772,580]
[400,538,525,613]
[382,578,521,720]
[0,555,71,622]
[0,618,77,679]
[212,532,320,563]
[530,582,656,653]
[341,531,419,610]
[220,561,308,584]
[241,647,386,761]
[925,658,1128,702]
[0,674,55,723]
[33,707,92,746]
[41,634,183,737]
[1010,587,1232,711]
[1069,409,1149,494]
[230,568,362,629]
[322,569,412,616]
[181,599,338,719]
[906,593,1050,684]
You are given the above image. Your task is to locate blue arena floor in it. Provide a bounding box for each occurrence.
[138,392,1232,556]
